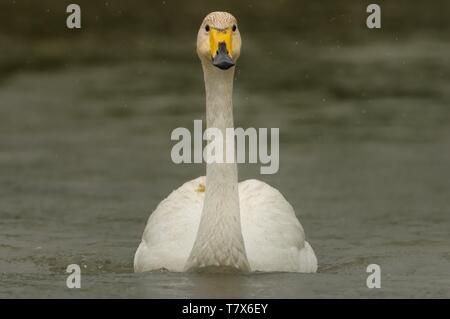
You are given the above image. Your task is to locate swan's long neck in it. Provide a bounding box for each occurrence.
[184,64,250,272]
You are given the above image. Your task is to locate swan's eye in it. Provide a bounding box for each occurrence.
[205,25,210,32]
[232,25,237,32]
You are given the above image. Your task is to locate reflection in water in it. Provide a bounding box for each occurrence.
[186,274,250,299]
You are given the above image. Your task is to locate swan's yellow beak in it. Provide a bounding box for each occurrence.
[210,28,235,70]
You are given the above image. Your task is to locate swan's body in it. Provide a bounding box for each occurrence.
[134,12,317,273]
[134,177,317,272]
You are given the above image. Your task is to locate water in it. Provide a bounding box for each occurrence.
[1,28,450,297]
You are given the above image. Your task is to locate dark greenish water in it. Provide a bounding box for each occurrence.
[1,1,450,297]
[1,38,449,298]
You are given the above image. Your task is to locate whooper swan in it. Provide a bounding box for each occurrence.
[134,11,318,273]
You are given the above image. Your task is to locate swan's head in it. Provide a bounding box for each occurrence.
[197,12,241,70]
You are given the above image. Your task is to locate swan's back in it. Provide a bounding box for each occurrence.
[239,179,318,273]
[134,177,205,272]
[134,177,317,273]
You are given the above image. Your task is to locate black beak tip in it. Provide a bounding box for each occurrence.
[213,60,235,70]
[212,42,235,70]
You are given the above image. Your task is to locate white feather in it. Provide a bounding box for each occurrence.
[134,12,318,273]
[134,176,318,273]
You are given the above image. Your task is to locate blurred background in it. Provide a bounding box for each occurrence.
[0,0,449,298]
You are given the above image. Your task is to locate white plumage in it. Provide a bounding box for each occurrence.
[134,177,317,273]
[134,11,317,273]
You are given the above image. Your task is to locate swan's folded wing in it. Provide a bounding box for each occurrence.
[134,177,205,272]
[239,179,317,273]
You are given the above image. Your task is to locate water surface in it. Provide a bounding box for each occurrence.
[0,34,449,298]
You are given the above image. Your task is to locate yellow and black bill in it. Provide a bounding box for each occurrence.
[209,28,235,70]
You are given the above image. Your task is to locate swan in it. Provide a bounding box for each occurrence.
[134,11,318,273]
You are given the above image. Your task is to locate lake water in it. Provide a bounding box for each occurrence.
[0,35,449,298]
